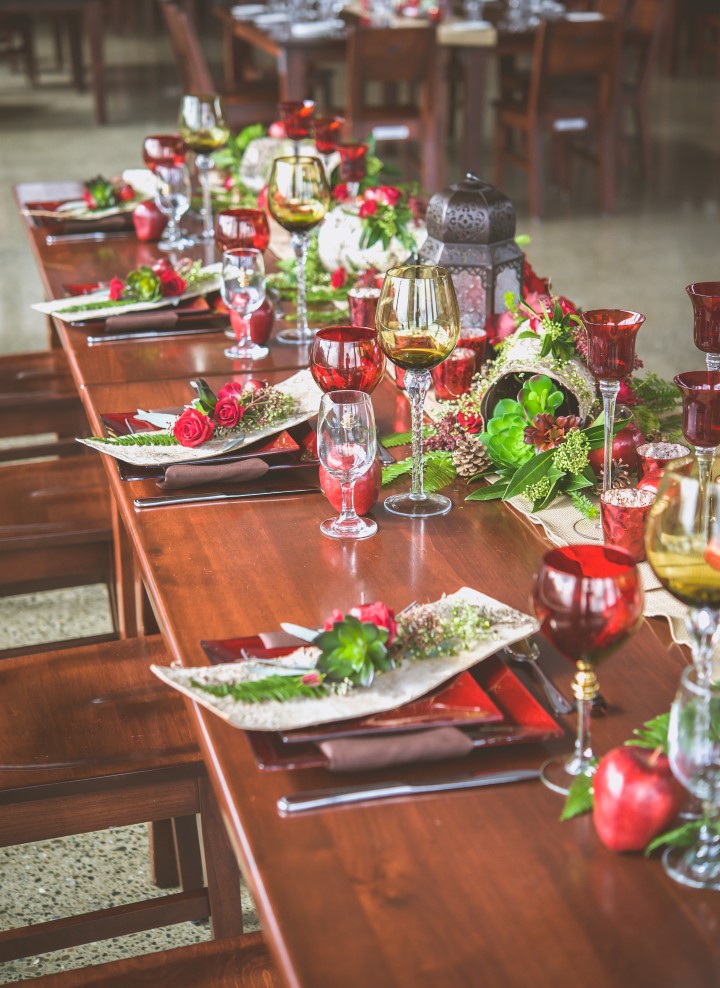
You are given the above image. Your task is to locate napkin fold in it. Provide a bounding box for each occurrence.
[106,309,179,332]
[319,727,475,772]
[158,456,270,491]
[60,214,133,234]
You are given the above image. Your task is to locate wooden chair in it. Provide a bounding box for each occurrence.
[0,636,245,962]
[494,18,621,220]
[0,14,36,84]
[344,23,441,192]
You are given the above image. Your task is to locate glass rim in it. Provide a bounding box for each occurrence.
[383,264,452,281]
[581,309,645,328]
[270,155,326,168]
[600,488,657,508]
[279,98,315,110]
[314,325,377,341]
[180,92,222,103]
[636,441,690,458]
[320,389,373,406]
[674,370,720,391]
[678,663,720,696]
[686,281,720,297]
[540,543,638,575]
[217,207,267,218]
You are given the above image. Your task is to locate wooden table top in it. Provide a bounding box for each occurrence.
[16,185,720,987]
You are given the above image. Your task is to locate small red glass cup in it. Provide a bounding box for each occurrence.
[142,134,186,173]
[337,143,369,199]
[674,371,720,451]
[636,441,691,492]
[314,116,345,155]
[348,286,381,329]
[687,282,720,371]
[431,347,477,400]
[279,100,315,145]
[600,488,657,563]
[310,326,385,394]
[216,208,270,252]
[458,328,488,368]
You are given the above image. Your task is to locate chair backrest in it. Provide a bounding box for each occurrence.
[529,18,621,121]
[345,24,437,118]
[624,0,671,91]
[158,0,214,93]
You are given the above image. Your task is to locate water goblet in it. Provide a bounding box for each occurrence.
[311,326,385,394]
[376,264,461,517]
[279,100,315,156]
[317,390,378,540]
[687,282,720,373]
[533,544,644,795]
[155,165,194,252]
[267,156,331,345]
[215,208,271,253]
[220,248,268,361]
[179,93,230,244]
[337,143,369,203]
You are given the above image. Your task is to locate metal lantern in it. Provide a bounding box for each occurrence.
[419,173,523,330]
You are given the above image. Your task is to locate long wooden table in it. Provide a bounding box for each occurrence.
[15,184,720,987]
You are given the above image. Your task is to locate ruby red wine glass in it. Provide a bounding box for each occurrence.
[314,115,344,177]
[533,544,643,795]
[142,134,186,173]
[279,99,315,154]
[215,208,270,253]
[686,282,720,372]
[310,326,385,394]
[674,371,720,499]
[337,143,369,201]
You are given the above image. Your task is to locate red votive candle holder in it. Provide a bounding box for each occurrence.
[431,348,477,400]
[636,441,691,492]
[348,286,381,328]
[458,328,488,369]
[600,488,656,563]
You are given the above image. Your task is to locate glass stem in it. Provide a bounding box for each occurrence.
[291,232,309,338]
[233,314,250,347]
[196,154,214,241]
[706,354,720,372]
[685,606,720,686]
[339,482,358,524]
[696,445,715,543]
[695,804,720,873]
[347,181,360,201]
[571,661,598,777]
[404,369,431,502]
[599,379,620,493]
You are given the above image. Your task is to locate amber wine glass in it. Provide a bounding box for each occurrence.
[267,156,331,346]
[376,265,461,517]
[178,94,230,244]
[645,456,720,685]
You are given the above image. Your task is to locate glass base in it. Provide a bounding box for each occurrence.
[158,234,195,251]
[663,843,720,890]
[277,327,316,345]
[320,514,377,541]
[540,755,595,797]
[224,343,269,360]
[384,492,452,518]
[572,516,603,540]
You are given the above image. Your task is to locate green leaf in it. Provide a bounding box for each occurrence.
[422,451,456,492]
[560,767,596,821]
[191,674,327,704]
[534,475,562,511]
[562,472,594,493]
[625,712,670,753]
[568,491,599,519]
[92,432,178,447]
[466,480,510,501]
[645,819,707,857]
[504,448,554,499]
[382,457,413,485]
[381,430,413,448]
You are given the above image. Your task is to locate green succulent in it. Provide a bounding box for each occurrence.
[125,267,161,303]
[518,375,564,419]
[84,175,116,209]
[480,399,534,470]
[314,616,392,688]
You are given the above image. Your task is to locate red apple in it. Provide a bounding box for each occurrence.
[229,299,274,346]
[592,746,684,853]
[132,200,167,242]
[319,458,382,516]
[588,418,644,477]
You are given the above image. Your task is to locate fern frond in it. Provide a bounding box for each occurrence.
[191,675,327,704]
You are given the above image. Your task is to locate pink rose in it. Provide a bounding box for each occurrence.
[214,396,246,429]
[268,120,286,139]
[173,407,214,447]
[378,185,402,206]
[359,200,378,219]
[483,310,517,348]
[108,276,125,301]
[159,268,187,297]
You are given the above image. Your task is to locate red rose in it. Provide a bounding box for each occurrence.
[108,276,125,301]
[457,410,483,434]
[159,268,187,297]
[359,200,378,218]
[323,609,345,631]
[483,310,517,347]
[330,267,347,290]
[82,189,96,209]
[618,379,643,407]
[151,258,171,275]
[333,183,350,202]
[523,258,550,297]
[223,175,236,191]
[117,182,136,202]
[214,396,245,429]
[558,296,577,316]
[378,185,402,206]
[173,407,214,447]
[355,267,380,289]
[323,602,398,645]
[216,381,246,402]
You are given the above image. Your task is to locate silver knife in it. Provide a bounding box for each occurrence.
[134,486,320,508]
[46,231,133,245]
[87,325,224,345]
[280,621,319,643]
[277,767,540,814]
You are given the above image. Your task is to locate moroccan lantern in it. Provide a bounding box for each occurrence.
[419,173,523,330]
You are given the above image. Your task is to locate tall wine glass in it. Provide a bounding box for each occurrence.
[279,99,315,155]
[376,264,461,517]
[267,156,331,346]
[314,115,344,178]
[179,94,230,244]
[155,165,194,252]
[215,208,271,253]
[220,248,268,360]
[142,134,186,173]
[337,143,368,203]
[664,666,720,890]
[310,326,385,393]
[533,544,644,795]
[317,390,377,540]
[687,282,720,373]
[645,456,720,685]
[674,372,720,506]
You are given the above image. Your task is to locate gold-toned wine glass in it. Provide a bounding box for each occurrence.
[178,93,230,244]
[267,156,331,346]
[376,264,461,517]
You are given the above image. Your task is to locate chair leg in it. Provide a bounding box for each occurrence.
[198,777,244,940]
[528,129,544,220]
[149,819,181,889]
[172,814,205,891]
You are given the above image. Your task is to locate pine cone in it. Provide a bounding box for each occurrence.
[453,434,492,479]
[611,460,633,490]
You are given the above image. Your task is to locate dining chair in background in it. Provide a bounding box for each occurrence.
[494,17,621,220]
[0,14,36,84]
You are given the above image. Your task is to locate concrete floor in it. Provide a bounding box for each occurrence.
[0,18,718,982]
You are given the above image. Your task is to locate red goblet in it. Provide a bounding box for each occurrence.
[337,142,369,201]
[686,282,720,372]
[142,134,186,173]
[314,115,344,157]
[533,544,643,795]
[279,100,315,154]
[310,326,385,394]
[215,208,270,253]
[674,371,720,501]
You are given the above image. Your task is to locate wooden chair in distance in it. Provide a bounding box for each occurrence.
[344,24,442,192]
[0,635,245,962]
[494,18,621,220]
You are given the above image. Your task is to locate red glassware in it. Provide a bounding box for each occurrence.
[674,371,720,450]
[337,143,369,185]
[279,100,315,142]
[686,282,720,368]
[314,116,344,155]
[216,208,271,252]
[142,134,186,173]
[600,488,657,563]
[581,309,645,381]
[431,347,476,400]
[636,441,691,493]
[347,286,381,328]
[310,326,385,394]
[458,328,488,367]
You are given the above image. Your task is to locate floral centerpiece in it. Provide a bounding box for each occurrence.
[82,175,138,211]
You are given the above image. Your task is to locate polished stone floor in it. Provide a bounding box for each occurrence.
[0,18,718,982]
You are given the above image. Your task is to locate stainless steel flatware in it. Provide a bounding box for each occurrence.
[378,444,395,466]
[46,231,133,245]
[503,639,574,716]
[134,486,319,509]
[87,325,224,345]
[277,767,540,814]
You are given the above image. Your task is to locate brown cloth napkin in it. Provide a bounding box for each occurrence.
[318,727,475,772]
[60,214,133,234]
[158,457,270,491]
[106,309,179,332]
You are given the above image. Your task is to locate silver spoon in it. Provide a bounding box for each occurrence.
[503,639,574,716]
